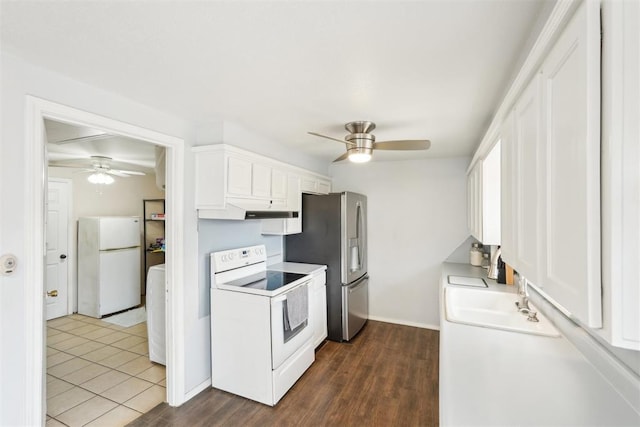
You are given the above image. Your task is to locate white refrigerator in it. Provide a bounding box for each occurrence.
[78,216,142,318]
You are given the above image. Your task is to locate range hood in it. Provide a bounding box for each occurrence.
[198,199,299,220]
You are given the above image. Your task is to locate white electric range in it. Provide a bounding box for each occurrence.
[210,245,315,406]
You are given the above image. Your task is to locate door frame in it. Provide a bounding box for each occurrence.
[47,178,74,318]
[24,96,186,424]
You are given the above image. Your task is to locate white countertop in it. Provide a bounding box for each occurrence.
[439,262,640,426]
[269,262,327,275]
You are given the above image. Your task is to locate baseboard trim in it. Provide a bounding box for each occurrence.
[368,315,440,331]
[182,378,211,404]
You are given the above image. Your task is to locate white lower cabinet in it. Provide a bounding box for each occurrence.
[309,270,328,348]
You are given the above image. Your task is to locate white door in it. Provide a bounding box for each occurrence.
[46,180,71,320]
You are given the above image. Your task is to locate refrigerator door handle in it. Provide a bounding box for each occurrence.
[100,246,140,252]
[347,275,368,292]
[357,201,365,272]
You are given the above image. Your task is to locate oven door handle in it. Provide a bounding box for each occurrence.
[272,281,311,303]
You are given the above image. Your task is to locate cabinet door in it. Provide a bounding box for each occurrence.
[513,74,542,283]
[500,111,516,265]
[539,0,601,328]
[301,177,317,193]
[251,163,272,198]
[317,180,331,194]
[601,0,640,349]
[227,156,252,196]
[481,141,501,246]
[271,169,287,200]
[467,164,482,241]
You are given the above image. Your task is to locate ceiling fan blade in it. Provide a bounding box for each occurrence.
[374,140,431,150]
[107,169,144,178]
[308,132,355,146]
[50,133,112,145]
[113,169,145,176]
[332,152,350,163]
[48,160,93,168]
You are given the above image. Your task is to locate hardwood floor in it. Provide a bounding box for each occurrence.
[128,321,439,426]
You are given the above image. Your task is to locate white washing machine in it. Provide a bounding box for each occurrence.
[146,264,166,365]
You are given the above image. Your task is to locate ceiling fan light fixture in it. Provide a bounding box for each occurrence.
[348,147,372,163]
[87,172,114,185]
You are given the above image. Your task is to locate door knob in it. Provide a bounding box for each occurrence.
[47,290,58,297]
[60,254,67,259]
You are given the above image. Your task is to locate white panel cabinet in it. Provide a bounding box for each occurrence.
[251,163,272,199]
[511,74,542,284]
[309,270,328,348]
[500,81,542,273]
[261,174,302,235]
[501,0,602,329]
[600,0,640,349]
[467,162,481,241]
[301,176,331,195]
[227,156,253,197]
[468,142,501,246]
[500,111,516,266]
[538,0,602,328]
[271,169,288,200]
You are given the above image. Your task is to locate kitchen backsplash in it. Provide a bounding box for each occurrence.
[197,219,283,318]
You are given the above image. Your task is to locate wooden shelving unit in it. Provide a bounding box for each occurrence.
[143,198,165,296]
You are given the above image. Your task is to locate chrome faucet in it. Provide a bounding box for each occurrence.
[515,275,539,322]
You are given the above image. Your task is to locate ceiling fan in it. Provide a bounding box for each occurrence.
[308,121,431,163]
[49,155,145,184]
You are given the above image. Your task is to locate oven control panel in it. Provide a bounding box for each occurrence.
[211,245,267,273]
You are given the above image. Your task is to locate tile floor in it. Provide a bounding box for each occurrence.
[46,314,166,427]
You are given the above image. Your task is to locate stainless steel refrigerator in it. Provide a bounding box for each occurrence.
[285,191,368,341]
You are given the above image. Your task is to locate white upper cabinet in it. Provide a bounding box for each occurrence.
[500,111,516,264]
[467,141,500,246]
[467,162,481,240]
[194,144,331,222]
[301,175,331,195]
[511,74,542,284]
[251,163,273,199]
[538,0,602,328]
[481,141,501,246]
[501,0,602,328]
[600,0,640,349]
[227,156,253,197]
[271,169,288,200]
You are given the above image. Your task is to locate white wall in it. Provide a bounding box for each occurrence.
[0,50,328,424]
[330,157,470,329]
[0,51,197,424]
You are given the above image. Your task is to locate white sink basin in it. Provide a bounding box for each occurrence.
[445,287,560,337]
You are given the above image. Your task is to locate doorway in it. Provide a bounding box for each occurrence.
[24,96,186,424]
[44,119,168,424]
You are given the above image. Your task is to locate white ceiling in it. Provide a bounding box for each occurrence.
[44,119,157,172]
[1,0,552,164]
